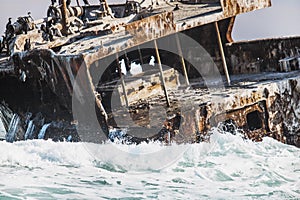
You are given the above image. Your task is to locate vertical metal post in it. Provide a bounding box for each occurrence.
[101,0,112,17]
[116,53,129,107]
[167,131,171,145]
[175,34,190,86]
[85,65,110,137]
[85,65,108,122]
[60,0,69,36]
[215,21,231,86]
[154,39,170,107]
[123,50,130,72]
[226,16,236,43]
[137,46,144,65]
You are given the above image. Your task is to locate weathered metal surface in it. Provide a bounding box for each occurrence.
[79,0,271,64]
[125,12,176,41]
[61,0,69,36]
[11,48,85,110]
[114,68,180,106]
[118,71,300,146]
[154,39,171,107]
[1,0,272,62]
[3,0,300,147]
[221,0,271,17]
[227,36,300,74]
[0,0,266,85]
[215,21,231,85]
[175,33,189,86]
[226,16,235,43]
[0,57,14,75]
[115,52,129,107]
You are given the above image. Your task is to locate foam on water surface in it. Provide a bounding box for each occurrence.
[0,131,299,199]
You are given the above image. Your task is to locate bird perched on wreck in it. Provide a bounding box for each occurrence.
[24,39,31,51]
[66,0,71,6]
[27,12,34,21]
[173,4,180,11]
[6,18,12,30]
[51,0,57,6]
[83,0,90,5]
[0,36,3,54]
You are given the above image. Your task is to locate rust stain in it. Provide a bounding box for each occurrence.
[125,11,176,41]
[221,0,271,17]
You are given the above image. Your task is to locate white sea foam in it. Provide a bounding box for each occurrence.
[0,131,299,199]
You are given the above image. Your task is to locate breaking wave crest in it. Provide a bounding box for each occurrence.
[0,130,299,199]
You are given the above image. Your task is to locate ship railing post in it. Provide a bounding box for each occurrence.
[124,50,130,73]
[154,39,171,107]
[175,33,190,86]
[85,65,108,123]
[116,53,129,108]
[215,21,231,86]
[167,131,171,145]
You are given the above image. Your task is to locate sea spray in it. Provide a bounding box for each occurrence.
[38,123,51,139]
[24,120,35,140]
[0,131,299,199]
[0,116,6,139]
[5,114,21,142]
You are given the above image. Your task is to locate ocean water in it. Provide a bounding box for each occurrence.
[0,130,299,199]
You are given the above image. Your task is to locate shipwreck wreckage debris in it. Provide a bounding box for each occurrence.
[0,0,299,147]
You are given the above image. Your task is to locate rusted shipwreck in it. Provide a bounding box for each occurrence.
[0,0,299,147]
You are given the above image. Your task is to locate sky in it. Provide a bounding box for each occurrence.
[0,0,299,41]
[232,0,300,40]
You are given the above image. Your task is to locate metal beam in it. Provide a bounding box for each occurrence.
[123,50,130,72]
[85,65,108,123]
[60,0,69,36]
[175,34,190,86]
[115,53,129,107]
[226,16,236,43]
[215,21,231,85]
[154,39,170,107]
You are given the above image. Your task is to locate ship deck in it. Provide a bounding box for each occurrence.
[59,1,223,55]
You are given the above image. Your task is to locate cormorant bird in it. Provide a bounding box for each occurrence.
[83,0,90,5]
[28,12,34,21]
[51,0,57,5]
[6,18,12,30]
[24,39,31,51]
[173,4,179,11]
[0,37,3,53]
[66,0,71,6]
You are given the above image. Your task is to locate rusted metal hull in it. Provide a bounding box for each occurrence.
[120,72,300,147]
[2,0,300,147]
[84,0,272,66]
[4,29,300,146]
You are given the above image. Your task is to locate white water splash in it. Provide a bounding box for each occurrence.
[24,120,35,140]
[37,123,51,139]
[0,131,299,199]
[0,117,6,140]
[6,114,20,142]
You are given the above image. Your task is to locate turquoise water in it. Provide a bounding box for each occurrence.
[0,131,299,199]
